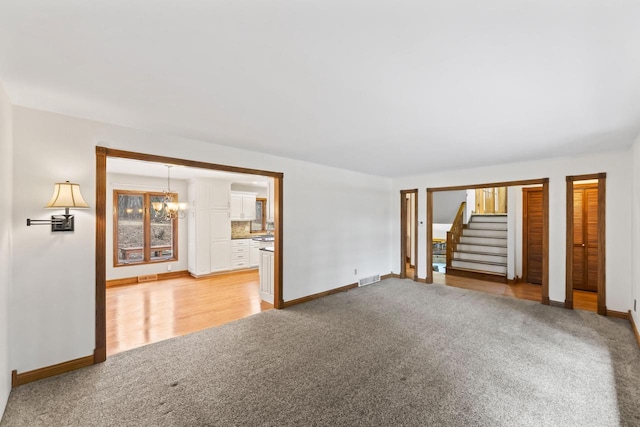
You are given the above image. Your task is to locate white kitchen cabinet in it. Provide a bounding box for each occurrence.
[188,178,232,277]
[231,239,250,270]
[211,181,231,209]
[230,192,257,220]
[189,178,230,210]
[210,210,231,272]
[211,240,231,272]
[210,210,230,241]
[190,209,211,276]
[259,249,274,304]
[250,240,260,267]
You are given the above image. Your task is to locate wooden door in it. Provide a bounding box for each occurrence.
[523,188,543,284]
[573,185,598,292]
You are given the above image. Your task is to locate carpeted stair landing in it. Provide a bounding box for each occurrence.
[2,278,639,426]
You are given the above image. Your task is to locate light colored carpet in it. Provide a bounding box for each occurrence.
[2,279,639,426]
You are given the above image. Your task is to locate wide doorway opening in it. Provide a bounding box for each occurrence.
[426,178,550,305]
[95,148,283,362]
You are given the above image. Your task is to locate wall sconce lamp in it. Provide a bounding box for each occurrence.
[26,181,90,232]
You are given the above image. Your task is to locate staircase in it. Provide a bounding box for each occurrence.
[448,214,508,282]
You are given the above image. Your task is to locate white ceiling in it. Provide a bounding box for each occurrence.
[1,1,639,177]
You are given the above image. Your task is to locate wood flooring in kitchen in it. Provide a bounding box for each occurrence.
[107,269,272,356]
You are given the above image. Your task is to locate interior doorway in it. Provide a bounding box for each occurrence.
[427,178,550,305]
[95,147,284,363]
[566,174,606,315]
[400,189,418,280]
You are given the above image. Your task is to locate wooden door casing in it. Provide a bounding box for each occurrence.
[523,187,543,285]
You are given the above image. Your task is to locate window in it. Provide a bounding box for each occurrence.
[114,190,178,266]
[251,198,267,233]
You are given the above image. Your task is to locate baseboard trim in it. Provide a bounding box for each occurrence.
[283,273,398,308]
[188,268,258,279]
[416,277,427,284]
[606,309,630,320]
[445,268,507,284]
[107,270,189,288]
[549,300,565,308]
[11,354,95,388]
[283,283,358,308]
[629,311,640,349]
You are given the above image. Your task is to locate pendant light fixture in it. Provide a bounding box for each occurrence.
[151,165,187,221]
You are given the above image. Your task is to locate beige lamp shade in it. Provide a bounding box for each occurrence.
[45,181,89,209]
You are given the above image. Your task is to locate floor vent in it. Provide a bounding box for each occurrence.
[358,274,381,287]
[138,274,158,283]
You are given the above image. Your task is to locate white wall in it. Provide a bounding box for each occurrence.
[10,106,393,373]
[106,172,188,280]
[230,183,268,198]
[392,149,633,312]
[432,190,466,223]
[0,83,13,417]
[632,134,640,328]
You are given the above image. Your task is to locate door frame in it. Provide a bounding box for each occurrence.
[522,186,543,284]
[94,147,285,363]
[565,173,606,315]
[426,178,550,305]
[400,189,418,280]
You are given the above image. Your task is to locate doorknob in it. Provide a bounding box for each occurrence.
[582,244,585,247]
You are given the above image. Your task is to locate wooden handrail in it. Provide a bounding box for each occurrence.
[446,202,466,269]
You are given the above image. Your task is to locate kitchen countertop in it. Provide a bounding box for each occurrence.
[231,234,272,240]
[251,235,274,242]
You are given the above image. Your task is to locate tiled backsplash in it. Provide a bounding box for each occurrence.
[231,221,272,239]
[231,221,251,238]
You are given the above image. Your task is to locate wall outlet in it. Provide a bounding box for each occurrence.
[354,268,358,275]
[167,265,172,271]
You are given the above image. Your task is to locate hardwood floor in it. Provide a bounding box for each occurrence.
[107,269,272,356]
[432,272,598,313]
[573,289,598,312]
[406,262,416,279]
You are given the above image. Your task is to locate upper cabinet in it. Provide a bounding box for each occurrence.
[230,191,257,220]
[211,181,230,210]
[189,178,230,210]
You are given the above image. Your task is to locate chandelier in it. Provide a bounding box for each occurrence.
[152,165,187,221]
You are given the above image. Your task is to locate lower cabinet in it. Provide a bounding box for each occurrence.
[250,240,261,267]
[231,239,250,270]
[259,250,275,304]
[211,241,231,272]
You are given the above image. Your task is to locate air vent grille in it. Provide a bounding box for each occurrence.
[358,274,381,287]
[138,274,158,283]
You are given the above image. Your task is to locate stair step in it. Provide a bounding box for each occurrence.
[470,214,507,223]
[454,251,507,264]
[451,260,507,274]
[467,222,507,231]
[463,229,508,238]
[447,266,507,278]
[456,243,507,255]
[459,236,507,246]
